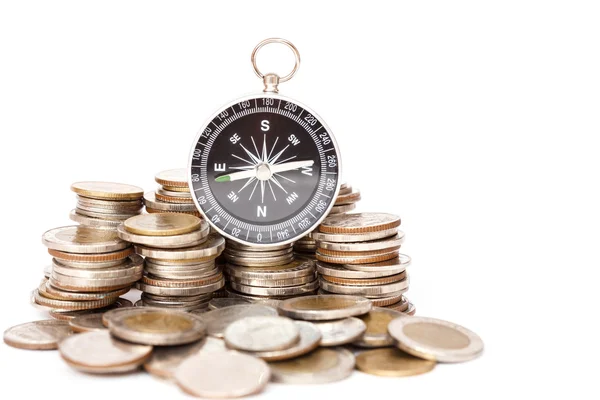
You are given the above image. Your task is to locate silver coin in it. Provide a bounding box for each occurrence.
[270,347,355,384]
[156,187,192,198]
[224,315,299,352]
[388,316,484,363]
[226,240,293,252]
[135,233,225,260]
[69,210,122,228]
[145,259,215,271]
[225,253,295,267]
[76,196,143,209]
[207,297,250,310]
[244,321,321,361]
[229,280,319,297]
[311,227,399,244]
[59,330,152,373]
[225,290,284,307]
[225,259,315,280]
[142,293,211,303]
[353,307,406,348]
[3,320,73,350]
[108,308,207,346]
[313,317,367,346]
[319,277,409,297]
[43,281,129,301]
[278,295,372,321]
[141,294,210,307]
[317,261,406,279]
[224,247,293,258]
[319,213,401,233]
[144,192,198,212]
[145,267,218,280]
[52,255,143,279]
[228,273,316,288]
[146,258,218,267]
[328,203,357,215]
[344,254,412,272]
[200,304,279,338]
[141,301,210,312]
[75,203,141,215]
[174,351,270,398]
[69,313,107,333]
[75,207,135,220]
[43,265,52,278]
[117,224,209,249]
[136,279,224,296]
[51,270,140,289]
[317,233,405,252]
[42,226,129,254]
[53,257,126,269]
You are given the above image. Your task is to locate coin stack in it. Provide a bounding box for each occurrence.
[294,182,361,258]
[143,169,200,218]
[33,225,142,319]
[223,241,318,303]
[69,182,144,229]
[119,213,225,312]
[313,213,414,313]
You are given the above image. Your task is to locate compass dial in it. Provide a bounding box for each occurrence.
[189,94,341,246]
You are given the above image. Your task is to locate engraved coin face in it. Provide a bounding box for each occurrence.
[201,304,279,338]
[313,317,366,346]
[355,348,436,377]
[278,295,372,321]
[270,347,355,384]
[224,316,299,352]
[3,320,73,350]
[189,94,341,246]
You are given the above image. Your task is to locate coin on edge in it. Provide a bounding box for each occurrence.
[270,347,355,384]
[356,348,436,377]
[224,316,299,352]
[201,304,279,338]
[388,316,484,363]
[3,320,73,350]
[278,295,372,321]
[124,213,202,237]
[313,317,366,346]
[174,351,270,398]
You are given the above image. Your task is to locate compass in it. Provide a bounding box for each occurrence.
[188,39,341,246]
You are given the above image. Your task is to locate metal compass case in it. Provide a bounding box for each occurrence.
[188,39,342,246]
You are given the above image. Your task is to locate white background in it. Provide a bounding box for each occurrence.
[0,1,598,398]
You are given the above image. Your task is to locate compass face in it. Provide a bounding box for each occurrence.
[189,94,341,246]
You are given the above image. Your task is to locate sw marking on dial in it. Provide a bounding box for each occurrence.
[189,95,341,245]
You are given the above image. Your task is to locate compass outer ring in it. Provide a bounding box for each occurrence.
[187,92,342,247]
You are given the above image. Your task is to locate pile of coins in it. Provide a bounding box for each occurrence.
[294,182,360,258]
[144,169,200,217]
[312,213,414,313]
[69,181,144,229]
[33,225,141,319]
[223,241,318,304]
[119,213,225,312]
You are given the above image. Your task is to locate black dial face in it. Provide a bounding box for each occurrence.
[189,95,341,245]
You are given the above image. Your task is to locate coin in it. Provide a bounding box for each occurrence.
[174,351,270,398]
[388,316,484,362]
[53,256,128,269]
[224,316,299,352]
[225,247,293,258]
[338,183,352,194]
[344,254,411,272]
[124,213,202,237]
[353,307,406,348]
[321,272,406,287]
[208,297,250,310]
[69,210,123,228]
[75,207,138,220]
[145,208,201,218]
[317,261,405,279]
[59,330,152,373]
[117,224,208,249]
[48,247,134,263]
[144,192,199,212]
[228,274,316,288]
[71,181,144,201]
[318,213,401,234]
[136,279,224,296]
[320,277,409,297]
[135,233,225,260]
[245,321,321,361]
[108,308,207,346]
[103,306,146,327]
[33,289,118,311]
[225,259,314,280]
[156,187,193,198]
[224,253,295,267]
[385,298,411,312]
[278,295,372,321]
[334,189,361,205]
[52,255,143,279]
[229,280,318,297]
[328,203,356,215]
[313,317,366,346]
[155,168,188,187]
[226,241,292,252]
[42,281,129,301]
[201,304,279,338]
[50,298,132,321]
[270,347,355,384]
[3,320,73,350]
[316,250,399,265]
[356,348,436,377]
[155,192,195,204]
[76,196,143,209]
[50,271,138,292]
[317,233,405,252]
[142,271,223,287]
[69,313,107,333]
[161,185,190,192]
[310,227,398,243]
[42,226,129,253]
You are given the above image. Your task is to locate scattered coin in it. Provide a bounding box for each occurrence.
[270,347,355,384]
[355,348,436,377]
[200,304,279,338]
[124,213,202,237]
[388,316,484,363]
[313,317,366,346]
[3,320,73,350]
[208,297,250,310]
[224,316,300,352]
[70,181,144,201]
[69,313,107,333]
[354,307,406,348]
[59,330,152,373]
[318,213,401,234]
[245,321,321,361]
[278,295,372,321]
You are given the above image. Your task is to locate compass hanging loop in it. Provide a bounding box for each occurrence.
[251,38,301,93]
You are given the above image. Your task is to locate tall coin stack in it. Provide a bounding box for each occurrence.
[294,182,361,258]
[313,213,414,313]
[34,226,142,319]
[144,169,200,217]
[119,214,225,312]
[69,182,144,229]
[224,241,318,305]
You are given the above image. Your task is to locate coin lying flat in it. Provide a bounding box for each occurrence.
[136,279,224,297]
[117,223,208,248]
[344,254,411,272]
[3,320,73,350]
[310,228,399,243]
[354,307,406,348]
[321,272,406,286]
[225,259,314,280]
[48,247,134,263]
[71,181,144,201]
[144,192,199,212]
[270,347,355,384]
[59,330,152,373]
[356,348,436,377]
[135,234,225,260]
[42,280,129,301]
[69,313,107,333]
[388,316,484,363]
[313,317,366,346]
[319,276,409,297]
[208,297,250,310]
[201,304,279,338]
[317,261,405,279]
[279,295,372,321]
[328,203,356,214]
[155,168,188,188]
[49,298,132,321]
[174,351,270,398]
[316,250,399,265]
[318,213,401,234]
[124,213,202,237]
[229,280,319,297]
[335,189,361,205]
[108,308,206,346]
[246,321,321,361]
[69,209,123,228]
[317,233,405,252]
[42,226,129,254]
[224,316,299,352]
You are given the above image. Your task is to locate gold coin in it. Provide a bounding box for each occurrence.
[155,168,188,187]
[145,208,201,218]
[321,272,406,286]
[161,185,190,192]
[124,213,201,236]
[71,181,144,200]
[369,293,405,307]
[317,247,402,257]
[355,348,436,377]
[334,190,361,205]
[155,192,195,204]
[319,213,401,234]
[142,272,224,288]
[355,307,406,347]
[316,251,399,265]
[48,247,133,262]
